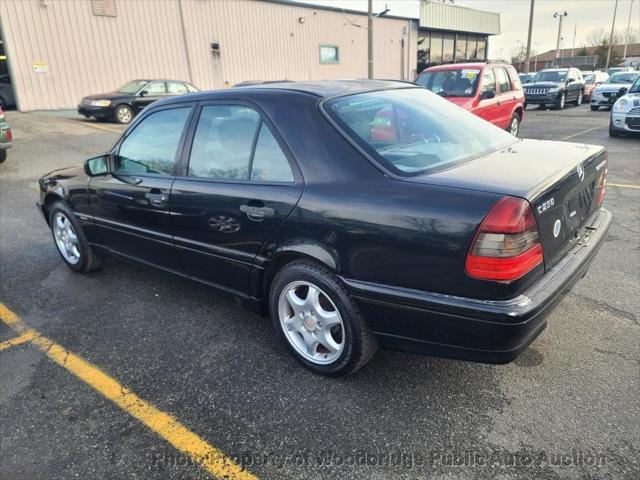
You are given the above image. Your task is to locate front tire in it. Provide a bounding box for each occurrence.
[49,202,102,272]
[114,104,134,124]
[269,260,377,376]
[556,93,566,110]
[609,120,621,137]
[591,105,599,111]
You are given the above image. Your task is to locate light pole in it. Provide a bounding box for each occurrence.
[605,0,619,70]
[533,41,541,71]
[368,0,373,79]
[623,0,635,59]
[553,11,568,67]
[523,0,535,73]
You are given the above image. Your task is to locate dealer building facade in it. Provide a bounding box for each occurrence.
[0,0,499,111]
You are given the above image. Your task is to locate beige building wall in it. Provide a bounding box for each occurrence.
[0,0,417,111]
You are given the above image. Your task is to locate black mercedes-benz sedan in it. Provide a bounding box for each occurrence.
[78,79,199,124]
[40,80,611,376]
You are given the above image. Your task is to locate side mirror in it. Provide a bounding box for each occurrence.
[84,155,109,177]
[139,90,149,97]
[481,90,495,100]
[618,87,628,96]
[566,78,575,83]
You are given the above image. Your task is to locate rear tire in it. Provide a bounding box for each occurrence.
[590,105,599,111]
[269,260,377,376]
[0,149,6,163]
[49,201,102,273]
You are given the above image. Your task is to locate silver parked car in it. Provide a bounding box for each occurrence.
[610,75,640,136]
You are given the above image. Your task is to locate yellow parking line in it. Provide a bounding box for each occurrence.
[0,303,256,480]
[75,121,123,134]
[0,330,37,351]
[608,183,640,190]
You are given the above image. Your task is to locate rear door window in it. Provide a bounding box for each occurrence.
[494,68,512,93]
[482,69,497,95]
[167,82,188,94]
[188,106,260,180]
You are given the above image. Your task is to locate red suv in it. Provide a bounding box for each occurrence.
[415,62,525,136]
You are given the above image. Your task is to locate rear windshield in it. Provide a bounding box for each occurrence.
[324,88,517,176]
[415,69,481,97]
[584,74,595,84]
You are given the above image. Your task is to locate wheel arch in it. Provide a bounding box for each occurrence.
[42,192,67,225]
[259,242,340,309]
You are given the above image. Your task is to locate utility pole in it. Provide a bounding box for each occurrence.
[623,0,635,59]
[553,11,568,67]
[571,22,577,57]
[605,0,619,70]
[523,0,535,73]
[368,0,373,79]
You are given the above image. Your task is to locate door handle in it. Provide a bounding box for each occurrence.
[145,191,169,207]
[496,100,502,105]
[240,203,275,221]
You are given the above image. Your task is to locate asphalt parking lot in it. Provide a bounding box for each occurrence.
[0,105,638,480]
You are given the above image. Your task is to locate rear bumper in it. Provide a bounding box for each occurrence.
[343,208,612,364]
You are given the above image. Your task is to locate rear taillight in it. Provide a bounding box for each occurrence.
[5,129,11,142]
[596,160,607,206]
[466,196,543,282]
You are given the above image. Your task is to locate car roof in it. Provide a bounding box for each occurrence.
[422,62,509,73]
[161,79,416,103]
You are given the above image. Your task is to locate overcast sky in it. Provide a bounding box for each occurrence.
[295,0,638,59]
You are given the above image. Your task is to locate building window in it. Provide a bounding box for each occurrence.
[91,0,117,17]
[319,45,339,64]
[417,32,431,73]
[477,37,487,60]
[467,35,479,60]
[442,33,455,63]
[455,34,467,61]
[430,33,443,65]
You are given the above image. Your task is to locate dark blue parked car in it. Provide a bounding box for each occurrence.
[41,80,611,376]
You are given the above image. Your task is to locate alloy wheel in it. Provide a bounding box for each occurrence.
[278,280,345,365]
[52,212,81,264]
[116,106,132,123]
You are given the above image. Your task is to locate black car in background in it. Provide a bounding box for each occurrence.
[523,68,585,109]
[41,81,611,376]
[78,79,199,124]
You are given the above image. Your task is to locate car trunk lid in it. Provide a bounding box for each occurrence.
[408,139,607,270]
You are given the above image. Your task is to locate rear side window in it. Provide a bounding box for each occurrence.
[494,68,512,93]
[416,69,480,97]
[325,88,516,176]
[116,107,191,175]
[188,106,260,180]
[251,124,294,182]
